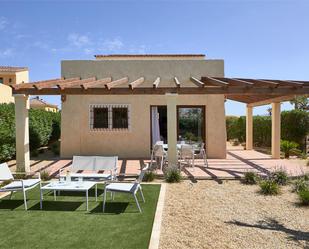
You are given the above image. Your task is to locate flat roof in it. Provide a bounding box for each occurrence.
[0,66,28,73]
[94,54,206,59]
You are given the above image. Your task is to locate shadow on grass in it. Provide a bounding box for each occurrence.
[90,202,130,214]
[0,200,25,210]
[226,218,309,242]
[30,201,83,211]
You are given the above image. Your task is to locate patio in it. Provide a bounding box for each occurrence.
[6,146,308,181]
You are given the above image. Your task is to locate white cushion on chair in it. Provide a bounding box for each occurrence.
[105,183,136,193]
[1,179,40,190]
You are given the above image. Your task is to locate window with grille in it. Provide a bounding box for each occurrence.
[90,104,130,131]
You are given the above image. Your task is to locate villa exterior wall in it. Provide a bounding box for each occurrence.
[60,59,227,159]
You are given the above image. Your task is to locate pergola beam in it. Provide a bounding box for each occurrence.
[35,77,80,90]
[238,78,279,88]
[105,77,129,90]
[190,77,205,87]
[57,77,96,90]
[152,77,160,88]
[174,77,181,88]
[81,77,112,90]
[202,77,229,87]
[129,77,145,90]
[219,78,254,87]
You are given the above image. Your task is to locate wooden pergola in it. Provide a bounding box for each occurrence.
[11,76,309,172]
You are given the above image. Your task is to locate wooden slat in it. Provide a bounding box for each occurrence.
[174,77,181,88]
[237,78,279,88]
[219,78,254,87]
[275,80,304,88]
[152,77,160,88]
[82,77,112,90]
[190,77,205,87]
[11,78,62,90]
[202,77,229,87]
[105,77,129,90]
[129,77,145,90]
[57,77,96,90]
[35,77,80,90]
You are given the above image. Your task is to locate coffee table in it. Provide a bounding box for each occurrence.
[40,181,97,211]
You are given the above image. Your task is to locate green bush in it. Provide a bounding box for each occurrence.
[298,189,309,205]
[280,140,299,158]
[259,179,280,195]
[165,166,182,183]
[293,177,309,193]
[270,169,289,185]
[51,141,60,156]
[143,171,156,182]
[243,171,259,184]
[40,171,50,181]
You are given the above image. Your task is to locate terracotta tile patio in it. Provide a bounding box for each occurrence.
[7,148,308,180]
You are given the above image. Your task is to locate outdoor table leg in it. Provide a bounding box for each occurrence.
[86,189,88,211]
[95,184,97,202]
[54,190,56,201]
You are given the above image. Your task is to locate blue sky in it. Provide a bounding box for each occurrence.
[0,0,308,116]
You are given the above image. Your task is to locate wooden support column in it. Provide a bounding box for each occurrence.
[14,94,30,172]
[246,105,253,150]
[166,93,178,167]
[271,102,281,159]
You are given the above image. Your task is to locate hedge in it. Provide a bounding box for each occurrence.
[0,103,61,163]
[227,110,309,150]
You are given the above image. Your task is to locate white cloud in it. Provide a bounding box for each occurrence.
[68,33,91,47]
[0,17,8,30]
[99,38,124,51]
[0,48,14,57]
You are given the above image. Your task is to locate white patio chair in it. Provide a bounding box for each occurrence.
[0,163,41,210]
[194,143,208,167]
[179,144,195,168]
[103,165,148,213]
[150,144,167,170]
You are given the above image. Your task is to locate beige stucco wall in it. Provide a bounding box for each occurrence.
[60,59,227,159]
[0,84,14,104]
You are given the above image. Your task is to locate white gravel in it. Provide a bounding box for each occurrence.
[159,180,309,249]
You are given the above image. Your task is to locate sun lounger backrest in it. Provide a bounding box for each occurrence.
[94,156,118,171]
[0,163,14,181]
[71,156,96,171]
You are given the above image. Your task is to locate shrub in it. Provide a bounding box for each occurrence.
[143,171,156,182]
[243,171,259,184]
[259,179,280,195]
[165,166,182,183]
[51,141,60,156]
[270,169,289,185]
[280,140,299,159]
[0,179,13,188]
[298,189,309,205]
[40,171,50,181]
[293,177,309,193]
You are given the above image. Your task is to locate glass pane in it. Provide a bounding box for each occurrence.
[0,78,3,84]
[178,107,204,145]
[93,107,108,128]
[112,107,128,129]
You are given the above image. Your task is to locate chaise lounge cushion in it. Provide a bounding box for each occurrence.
[69,173,112,180]
[105,183,137,193]
[1,179,40,190]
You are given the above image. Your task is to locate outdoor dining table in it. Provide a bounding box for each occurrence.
[40,181,97,211]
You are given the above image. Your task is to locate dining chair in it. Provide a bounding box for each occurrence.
[194,142,208,167]
[150,144,167,170]
[179,144,195,168]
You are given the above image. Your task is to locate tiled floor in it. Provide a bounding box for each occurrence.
[7,148,308,180]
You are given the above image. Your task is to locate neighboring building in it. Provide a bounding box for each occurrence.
[30,96,59,112]
[0,66,29,104]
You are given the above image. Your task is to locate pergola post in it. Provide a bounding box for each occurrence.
[246,105,253,150]
[166,93,178,167]
[271,102,281,159]
[14,94,30,172]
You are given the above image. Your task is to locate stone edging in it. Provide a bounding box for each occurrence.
[148,183,166,249]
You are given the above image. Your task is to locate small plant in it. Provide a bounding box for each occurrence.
[307,160,309,167]
[40,171,50,181]
[243,171,259,185]
[298,189,309,205]
[0,179,12,188]
[259,179,280,195]
[143,171,156,182]
[293,177,309,193]
[270,168,289,185]
[165,166,182,183]
[280,140,299,159]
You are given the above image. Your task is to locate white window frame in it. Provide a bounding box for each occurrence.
[89,104,131,131]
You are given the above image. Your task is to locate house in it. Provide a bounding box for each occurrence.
[0,66,28,104]
[30,96,58,112]
[9,54,309,172]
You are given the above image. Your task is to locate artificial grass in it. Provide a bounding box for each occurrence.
[0,184,160,249]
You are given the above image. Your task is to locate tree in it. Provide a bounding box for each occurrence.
[290,96,309,110]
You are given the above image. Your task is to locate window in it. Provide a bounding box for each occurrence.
[9,78,12,83]
[0,78,3,84]
[90,104,130,131]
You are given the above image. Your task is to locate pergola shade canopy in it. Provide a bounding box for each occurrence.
[11,76,309,104]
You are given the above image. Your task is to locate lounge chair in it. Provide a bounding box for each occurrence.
[0,163,41,210]
[103,165,148,213]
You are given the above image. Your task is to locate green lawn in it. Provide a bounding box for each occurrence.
[0,184,160,249]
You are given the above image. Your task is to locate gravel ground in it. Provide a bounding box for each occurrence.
[159,180,309,249]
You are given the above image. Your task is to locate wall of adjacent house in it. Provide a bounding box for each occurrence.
[60,59,227,159]
[0,84,14,104]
